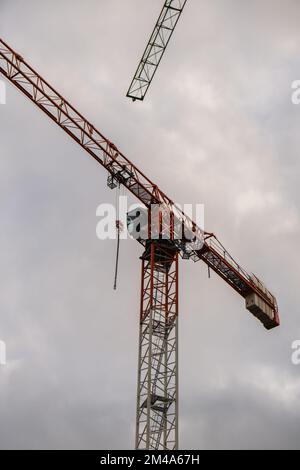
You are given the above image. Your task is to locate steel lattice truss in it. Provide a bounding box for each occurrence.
[127,0,188,101]
[0,38,279,329]
[136,243,178,450]
[0,35,281,452]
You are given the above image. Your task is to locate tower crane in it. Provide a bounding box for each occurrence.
[126,0,188,101]
[0,38,280,450]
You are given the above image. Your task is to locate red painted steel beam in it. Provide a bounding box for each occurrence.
[0,38,279,329]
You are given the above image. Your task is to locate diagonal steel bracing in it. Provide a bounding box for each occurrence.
[0,38,279,328]
[127,0,188,101]
[136,242,179,450]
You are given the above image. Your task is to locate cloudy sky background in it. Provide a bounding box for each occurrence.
[0,0,300,449]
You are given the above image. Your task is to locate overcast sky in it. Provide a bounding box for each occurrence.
[0,0,300,450]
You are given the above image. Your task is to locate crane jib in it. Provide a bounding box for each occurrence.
[0,37,280,330]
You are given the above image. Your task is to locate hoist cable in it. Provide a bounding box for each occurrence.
[113,183,121,290]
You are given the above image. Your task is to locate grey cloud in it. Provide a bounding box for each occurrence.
[0,0,300,449]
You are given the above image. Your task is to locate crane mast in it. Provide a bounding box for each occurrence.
[126,0,188,101]
[136,242,178,449]
[0,38,280,450]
